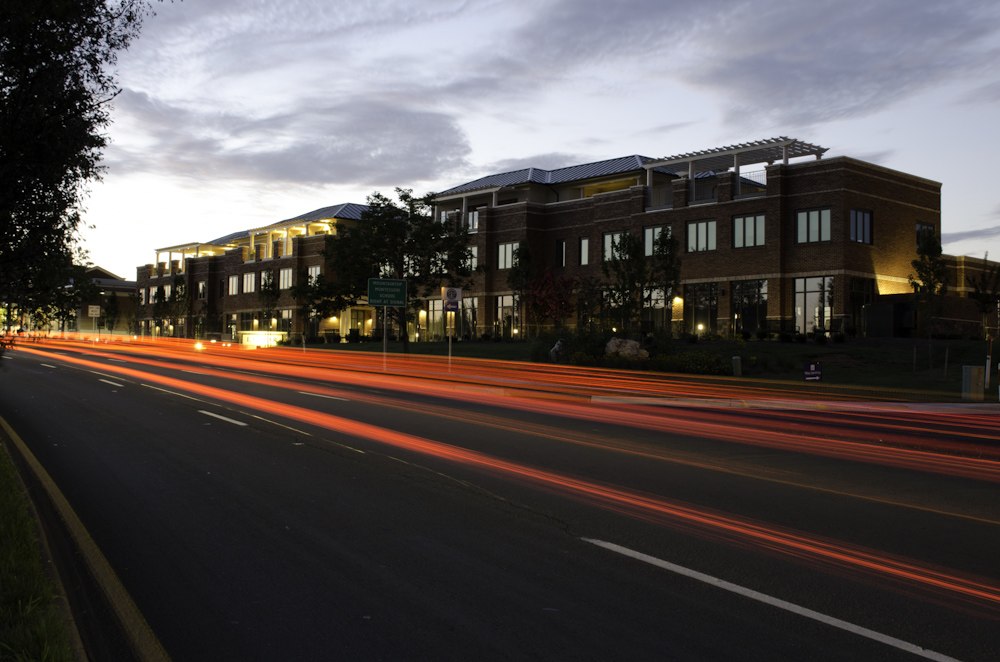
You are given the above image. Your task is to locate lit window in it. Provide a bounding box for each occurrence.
[644,226,670,256]
[197,281,207,300]
[467,245,478,270]
[307,265,321,284]
[243,272,256,294]
[279,268,293,289]
[228,275,239,296]
[580,238,590,266]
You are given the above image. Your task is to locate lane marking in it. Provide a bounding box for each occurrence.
[0,415,170,660]
[141,383,210,403]
[107,358,127,363]
[41,363,57,369]
[198,410,248,426]
[298,391,349,401]
[581,538,960,662]
[245,413,312,436]
[99,379,125,388]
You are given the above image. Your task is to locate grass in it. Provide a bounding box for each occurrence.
[0,442,73,662]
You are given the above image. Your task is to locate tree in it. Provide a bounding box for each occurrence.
[600,229,681,337]
[258,269,280,330]
[967,254,1000,340]
[909,231,948,335]
[507,244,576,336]
[1,1,156,317]
[323,188,472,348]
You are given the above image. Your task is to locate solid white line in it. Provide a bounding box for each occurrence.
[41,363,57,369]
[298,391,349,401]
[99,378,125,388]
[581,538,960,662]
[245,413,312,436]
[198,410,248,427]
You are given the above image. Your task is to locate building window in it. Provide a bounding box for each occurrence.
[279,309,293,332]
[644,226,670,256]
[466,245,478,271]
[467,210,479,233]
[163,284,172,300]
[733,214,765,248]
[684,282,718,333]
[795,276,834,335]
[916,223,935,249]
[580,237,590,266]
[497,242,518,270]
[850,210,872,244]
[197,281,207,300]
[687,220,717,252]
[557,240,566,267]
[243,272,256,294]
[279,268,293,290]
[228,275,239,296]
[139,289,146,305]
[732,279,768,335]
[603,232,624,261]
[307,265,321,284]
[797,209,831,243]
[495,294,518,339]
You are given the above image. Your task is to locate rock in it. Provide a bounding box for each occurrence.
[605,337,648,360]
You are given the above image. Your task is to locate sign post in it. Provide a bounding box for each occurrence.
[442,287,461,370]
[88,305,101,339]
[368,278,407,370]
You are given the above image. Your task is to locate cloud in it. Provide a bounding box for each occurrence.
[106,89,471,187]
[502,0,1000,128]
[943,224,1000,245]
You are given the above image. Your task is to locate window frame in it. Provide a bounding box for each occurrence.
[687,220,717,253]
[733,214,765,248]
[796,208,831,243]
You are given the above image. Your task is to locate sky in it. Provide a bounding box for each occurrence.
[80,0,1000,280]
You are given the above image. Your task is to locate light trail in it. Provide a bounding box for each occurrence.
[24,340,1000,483]
[17,345,1000,612]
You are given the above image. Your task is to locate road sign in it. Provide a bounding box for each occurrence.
[88,305,101,317]
[367,278,407,307]
[442,287,461,312]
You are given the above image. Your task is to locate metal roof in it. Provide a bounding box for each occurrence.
[435,155,657,197]
[279,202,368,224]
[434,137,828,198]
[644,137,828,175]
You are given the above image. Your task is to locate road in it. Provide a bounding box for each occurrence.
[1,337,998,661]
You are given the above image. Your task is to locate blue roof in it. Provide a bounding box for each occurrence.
[436,155,659,197]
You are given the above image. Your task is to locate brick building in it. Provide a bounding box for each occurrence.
[431,137,942,338]
[137,137,999,345]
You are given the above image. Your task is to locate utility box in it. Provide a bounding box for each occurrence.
[962,365,985,401]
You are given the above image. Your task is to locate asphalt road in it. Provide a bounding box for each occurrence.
[1,339,998,661]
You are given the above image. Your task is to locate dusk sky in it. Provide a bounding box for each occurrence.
[81,0,1000,280]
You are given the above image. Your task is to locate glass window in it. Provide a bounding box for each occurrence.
[307,265,321,284]
[228,275,239,296]
[794,276,835,334]
[687,221,716,252]
[580,237,590,266]
[497,242,517,270]
[495,294,518,339]
[916,223,935,249]
[733,214,765,248]
[243,272,256,294]
[731,279,768,335]
[684,282,718,333]
[797,209,831,243]
[197,281,207,300]
[467,210,479,233]
[603,232,624,261]
[279,268,293,289]
[557,240,566,267]
[467,245,478,271]
[644,226,670,256]
[850,210,872,244]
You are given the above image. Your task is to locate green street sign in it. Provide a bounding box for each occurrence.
[367,278,407,307]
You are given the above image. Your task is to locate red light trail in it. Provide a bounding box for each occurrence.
[18,342,1000,612]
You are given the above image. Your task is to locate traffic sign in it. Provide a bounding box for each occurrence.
[368,278,407,307]
[442,286,461,312]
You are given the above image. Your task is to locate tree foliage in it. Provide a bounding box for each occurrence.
[507,244,575,336]
[1,1,155,319]
[601,229,681,336]
[321,188,473,345]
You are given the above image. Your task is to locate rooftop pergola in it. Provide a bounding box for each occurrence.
[644,136,828,179]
